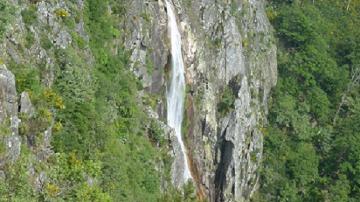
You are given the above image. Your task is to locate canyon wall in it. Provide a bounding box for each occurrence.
[124,0,277,201]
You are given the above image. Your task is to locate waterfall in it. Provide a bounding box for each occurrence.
[165,0,193,182]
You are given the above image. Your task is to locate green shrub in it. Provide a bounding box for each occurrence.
[159,182,198,202]
[55,8,69,18]
[0,154,36,200]
[25,31,35,49]
[40,34,53,50]
[7,62,41,94]
[0,1,15,39]
[217,86,236,117]
[0,120,11,137]
[71,31,86,48]
[149,120,165,145]
[21,5,37,25]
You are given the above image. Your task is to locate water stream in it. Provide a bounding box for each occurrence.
[165,0,193,182]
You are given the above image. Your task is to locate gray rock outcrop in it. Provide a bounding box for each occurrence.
[0,0,277,200]
[20,91,35,116]
[0,64,21,164]
[124,0,277,201]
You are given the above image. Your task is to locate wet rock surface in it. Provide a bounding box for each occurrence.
[0,0,276,200]
[124,0,277,201]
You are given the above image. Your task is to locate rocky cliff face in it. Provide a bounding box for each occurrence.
[0,0,276,201]
[0,64,21,165]
[0,0,90,193]
[125,0,277,201]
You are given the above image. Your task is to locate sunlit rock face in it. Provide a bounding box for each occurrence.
[0,0,276,200]
[0,64,21,164]
[124,0,277,201]
[0,0,87,192]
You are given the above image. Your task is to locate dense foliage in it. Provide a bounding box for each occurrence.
[258,0,360,201]
[1,0,198,201]
[3,0,359,201]
[51,0,164,200]
[0,1,14,39]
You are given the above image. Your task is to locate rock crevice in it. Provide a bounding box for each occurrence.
[124,0,277,201]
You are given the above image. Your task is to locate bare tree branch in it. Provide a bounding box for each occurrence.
[333,67,360,125]
[347,0,352,11]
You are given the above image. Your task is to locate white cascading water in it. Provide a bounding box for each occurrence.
[165,0,193,182]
